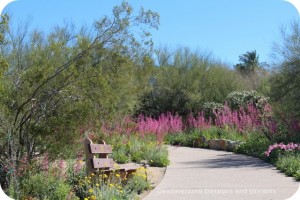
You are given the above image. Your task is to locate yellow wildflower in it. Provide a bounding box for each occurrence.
[88,189,93,193]
[115,174,120,177]
[90,195,96,200]
[109,184,114,188]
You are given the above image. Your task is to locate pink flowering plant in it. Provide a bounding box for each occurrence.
[265,143,300,157]
[264,143,300,163]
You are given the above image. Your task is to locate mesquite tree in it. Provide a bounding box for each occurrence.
[0,2,159,191]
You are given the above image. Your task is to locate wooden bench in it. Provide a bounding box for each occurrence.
[84,138,137,178]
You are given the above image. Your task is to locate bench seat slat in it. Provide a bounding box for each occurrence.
[92,158,114,169]
[90,144,112,154]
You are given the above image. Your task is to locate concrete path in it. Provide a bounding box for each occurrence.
[144,146,299,200]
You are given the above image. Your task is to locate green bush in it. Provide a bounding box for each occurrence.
[21,173,71,200]
[225,90,269,111]
[202,102,224,120]
[125,171,151,194]
[145,145,170,167]
[294,169,300,181]
[165,130,203,147]
[112,146,130,164]
[76,167,150,200]
[127,137,144,163]
[276,152,300,177]
[96,132,170,167]
[236,132,271,159]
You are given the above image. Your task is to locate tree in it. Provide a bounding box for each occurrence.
[270,21,300,118]
[234,50,270,91]
[138,47,244,117]
[235,50,260,76]
[0,14,9,75]
[0,1,159,192]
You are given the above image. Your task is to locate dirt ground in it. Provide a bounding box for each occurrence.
[138,166,166,199]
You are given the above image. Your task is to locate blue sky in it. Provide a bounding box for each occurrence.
[3,0,299,65]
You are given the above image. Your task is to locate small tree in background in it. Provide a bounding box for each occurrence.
[270,20,300,119]
[234,50,270,91]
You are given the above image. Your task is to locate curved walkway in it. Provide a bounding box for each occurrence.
[144,146,299,200]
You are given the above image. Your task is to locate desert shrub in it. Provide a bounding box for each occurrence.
[225,90,269,111]
[145,145,170,167]
[127,136,145,163]
[125,167,151,194]
[76,167,150,200]
[202,101,224,120]
[20,173,71,200]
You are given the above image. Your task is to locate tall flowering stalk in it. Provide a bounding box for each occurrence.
[137,113,183,142]
[187,112,211,129]
[213,103,263,132]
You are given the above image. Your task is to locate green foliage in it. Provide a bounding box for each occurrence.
[0,14,9,75]
[95,132,170,167]
[113,147,130,164]
[165,129,209,147]
[234,50,269,91]
[127,137,144,163]
[225,90,269,110]
[236,133,271,159]
[20,173,71,200]
[125,172,151,194]
[165,127,245,148]
[75,167,150,200]
[145,145,170,167]
[138,47,243,117]
[202,102,224,119]
[0,2,159,192]
[202,127,246,142]
[235,50,261,76]
[276,152,300,178]
[66,160,86,196]
[270,21,300,118]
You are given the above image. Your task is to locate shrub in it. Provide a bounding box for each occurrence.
[145,145,170,167]
[125,167,151,194]
[276,152,300,177]
[76,167,150,200]
[112,146,130,164]
[21,173,71,200]
[225,90,269,111]
[127,137,144,163]
[164,130,204,147]
[202,101,224,120]
[236,133,271,158]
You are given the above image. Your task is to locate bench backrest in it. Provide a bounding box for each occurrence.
[84,138,114,174]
